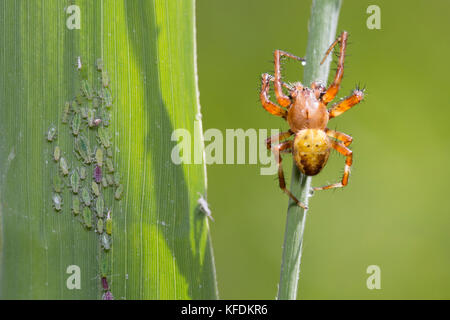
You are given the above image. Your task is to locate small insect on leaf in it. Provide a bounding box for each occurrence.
[98,107,110,127]
[100,87,113,108]
[105,210,112,235]
[101,276,109,290]
[52,193,63,212]
[81,186,91,206]
[106,158,114,173]
[113,172,121,186]
[53,146,61,162]
[75,93,83,105]
[83,207,93,229]
[80,106,88,119]
[71,112,81,136]
[75,134,91,164]
[94,165,102,183]
[93,119,102,126]
[101,177,108,188]
[47,125,57,142]
[53,174,64,193]
[114,184,123,200]
[76,56,82,70]
[96,196,104,218]
[97,218,104,234]
[87,108,95,128]
[59,157,69,176]
[97,127,111,149]
[70,169,80,194]
[81,80,94,100]
[92,181,101,197]
[101,233,111,251]
[106,146,113,158]
[96,58,104,71]
[106,174,114,186]
[72,196,80,215]
[62,101,71,124]
[95,148,103,167]
[101,70,110,88]
[79,166,87,180]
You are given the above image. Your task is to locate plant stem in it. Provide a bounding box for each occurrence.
[277,0,342,300]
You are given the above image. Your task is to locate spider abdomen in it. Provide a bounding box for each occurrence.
[293,129,331,176]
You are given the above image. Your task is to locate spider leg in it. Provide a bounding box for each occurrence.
[270,139,308,210]
[274,50,305,107]
[260,73,288,118]
[265,130,293,150]
[328,89,364,119]
[313,140,352,191]
[325,128,353,146]
[321,31,348,105]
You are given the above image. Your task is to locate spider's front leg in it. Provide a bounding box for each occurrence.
[268,135,308,210]
[273,50,305,107]
[260,73,288,118]
[313,140,352,191]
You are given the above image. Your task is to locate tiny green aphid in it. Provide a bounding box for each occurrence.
[79,166,87,180]
[106,210,112,235]
[113,172,121,186]
[87,108,95,128]
[72,196,80,215]
[95,148,103,167]
[114,184,123,200]
[59,157,69,176]
[70,170,80,194]
[98,107,110,127]
[83,207,93,229]
[101,233,111,250]
[53,146,61,162]
[106,174,114,186]
[81,186,91,206]
[80,106,88,119]
[71,112,81,136]
[101,177,108,188]
[101,70,110,88]
[52,193,63,211]
[97,218,104,234]
[97,127,111,149]
[106,146,113,158]
[96,196,104,218]
[106,158,114,173]
[62,101,71,124]
[101,87,112,108]
[75,135,91,164]
[71,99,80,113]
[53,174,64,193]
[96,58,104,71]
[81,80,94,100]
[47,125,57,142]
[92,181,101,197]
[75,93,83,105]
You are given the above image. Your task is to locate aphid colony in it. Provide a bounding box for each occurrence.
[47,58,124,254]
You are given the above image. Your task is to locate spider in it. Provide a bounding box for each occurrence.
[260,31,364,209]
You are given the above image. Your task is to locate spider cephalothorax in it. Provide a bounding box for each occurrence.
[260,31,364,209]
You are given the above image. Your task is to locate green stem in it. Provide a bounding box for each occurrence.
[277,0,342,300]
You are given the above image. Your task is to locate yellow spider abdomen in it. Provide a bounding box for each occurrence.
[293,129,331,176]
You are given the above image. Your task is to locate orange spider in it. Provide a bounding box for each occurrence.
[260,31,364,209]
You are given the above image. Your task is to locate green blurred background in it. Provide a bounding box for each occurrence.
[196,0,450,299]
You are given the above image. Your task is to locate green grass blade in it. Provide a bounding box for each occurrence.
[0,0,218,299]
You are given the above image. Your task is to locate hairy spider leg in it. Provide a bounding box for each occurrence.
[313,140,353,191]
[324,128,353,146]
[273,50,306,107]
[265,130,293,150]
[269,139,308,209]
[328,89,364,119]
[321,31,348,105]
[260,73,288,118]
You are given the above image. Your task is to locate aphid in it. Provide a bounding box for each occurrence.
[79,166,87,180]
[101,70,110,88]
[97,218,104,234]
[94,165,102,183]
[87,108,95,127]
[197,193,214,221]
[70,170,80,194]
[52,193,63,211]
[102,290,114,300]
[101,177,108,188]
[114,184,123,200]
[105,210,112,235]
[100,87,112,108]
[62,101,71,124]
[47,125,57,142]
[101,276,108,290]
[97,107,110,127]
[96,58,104,71]
[59,157,69,176]
[101,233,111,251]
[53,174,64,193]
[113,172,121,186]
[75,94,83,105]
[96,196,104,218]
[72,196,80,215]
[81,80,93,100]
[106,174,114,186]
[76,56,82,70]
[53,146,61,162]
[97,127,111,149]
[74,135,91,163]
[71,112,81,136]
[95,148,104,167]
[71,99,81,113]
[81,186,91,206]
[82,207,93,229]
[261,32,364,209]
[106,158,114,173]
[93,119,102,126]
[92,181,101,197]
[106,147,113,158]
[80,106,88,119]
